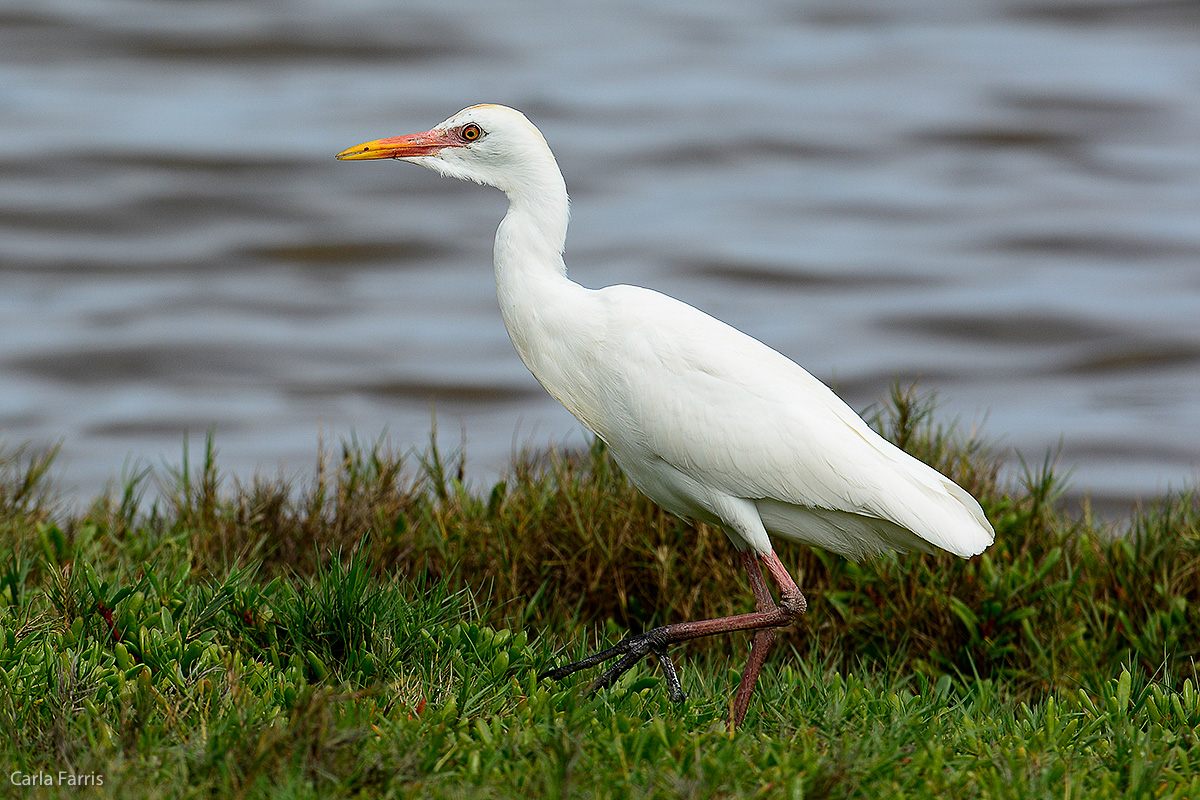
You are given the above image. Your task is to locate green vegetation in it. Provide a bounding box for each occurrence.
[1,386,1198,798]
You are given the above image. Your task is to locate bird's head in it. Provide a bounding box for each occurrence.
[336,104,556,195]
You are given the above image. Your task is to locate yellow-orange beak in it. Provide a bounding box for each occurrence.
[336,128,458,161]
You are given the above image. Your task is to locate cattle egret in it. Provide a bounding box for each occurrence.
[337,104,994,727]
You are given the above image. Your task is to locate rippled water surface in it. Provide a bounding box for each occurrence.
[3,0,1199,513]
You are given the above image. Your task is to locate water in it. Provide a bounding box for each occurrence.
[2,0,1199,515]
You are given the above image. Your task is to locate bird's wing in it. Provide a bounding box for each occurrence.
[589,285,993,558]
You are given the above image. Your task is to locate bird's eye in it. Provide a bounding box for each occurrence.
[461,123,483,141]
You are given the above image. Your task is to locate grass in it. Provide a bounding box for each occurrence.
[1,385,1198,798]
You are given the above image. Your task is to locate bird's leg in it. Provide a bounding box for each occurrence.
[539,549,806,718]
[728,550,781,728]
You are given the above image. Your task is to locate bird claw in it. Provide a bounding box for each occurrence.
[652,648,687,704]
[540,627,686,704]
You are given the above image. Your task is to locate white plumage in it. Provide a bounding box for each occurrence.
[338,104,994,726]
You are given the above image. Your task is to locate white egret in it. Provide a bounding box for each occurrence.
[337,104,994,727]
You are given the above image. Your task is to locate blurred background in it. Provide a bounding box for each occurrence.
[2,0,1198,515]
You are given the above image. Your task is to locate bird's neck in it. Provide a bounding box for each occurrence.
[492,163,588,391]
[493,160,572,309]
[493,161,570,278]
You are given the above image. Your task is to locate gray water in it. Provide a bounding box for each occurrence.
[3,0,1199,515]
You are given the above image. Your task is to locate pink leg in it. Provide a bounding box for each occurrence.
[741,549,775,609]
[729,551,780,728]
[731,628,777,727]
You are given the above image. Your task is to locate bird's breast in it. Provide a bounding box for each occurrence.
[497,279,615,436]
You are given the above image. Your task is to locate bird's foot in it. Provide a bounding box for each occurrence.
[539,626,688,704]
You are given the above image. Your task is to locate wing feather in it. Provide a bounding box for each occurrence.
[585,285,993,559]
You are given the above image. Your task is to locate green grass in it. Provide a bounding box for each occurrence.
[1,386,1198,798]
